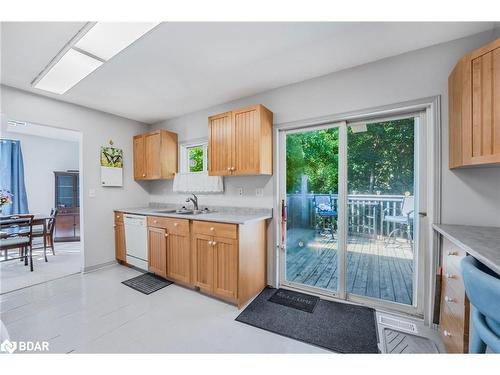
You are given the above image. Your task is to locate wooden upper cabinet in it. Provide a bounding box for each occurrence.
[134,129,178,180]
[133,135,146,179]
[449,38,500,168]
[208,105,273,176]
[145,131,162,179]
[208,112,233,176]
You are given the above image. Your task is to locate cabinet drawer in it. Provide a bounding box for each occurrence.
[114,211,124,224]
[442,239,466,271]
[164,218,189,235]
[441,279,466,323]
[147,216,189,235]
[439,310,467,353]
[192,221,238,239]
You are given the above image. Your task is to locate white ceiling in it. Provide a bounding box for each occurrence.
[1,22,496,124]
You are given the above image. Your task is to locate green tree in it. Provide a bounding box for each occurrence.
[189,146,204,172]
[286,118,414,195]
[348,119,414,194]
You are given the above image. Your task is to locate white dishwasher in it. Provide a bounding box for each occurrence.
[124,214,148,271]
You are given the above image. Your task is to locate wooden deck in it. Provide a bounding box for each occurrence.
[286,230,414,305]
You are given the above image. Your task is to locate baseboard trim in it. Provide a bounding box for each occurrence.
[82,260,118,273]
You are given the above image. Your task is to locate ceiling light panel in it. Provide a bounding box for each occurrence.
[34,49,103,94]
[74,22,159,61]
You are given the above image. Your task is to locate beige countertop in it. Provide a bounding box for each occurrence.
[115,206,272,225]
[433,224,500,275]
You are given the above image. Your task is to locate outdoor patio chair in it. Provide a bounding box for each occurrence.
[313,195,337,237]
[383,195,414,246]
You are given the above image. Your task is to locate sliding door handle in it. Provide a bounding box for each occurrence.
[418,212,427,217]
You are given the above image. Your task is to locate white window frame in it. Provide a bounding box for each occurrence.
[179,139,208,174]
[273,96,441,325]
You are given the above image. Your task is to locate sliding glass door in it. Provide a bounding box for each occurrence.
[282,125,342,295]
[279,115,424,313]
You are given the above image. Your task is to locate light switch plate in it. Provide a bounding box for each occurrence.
[238,187,244,196]
[255,188,264,197]
[89,188,96,198]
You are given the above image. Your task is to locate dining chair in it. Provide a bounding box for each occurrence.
[45,208,58,256]
[30,208,58,262]
[461,256,500,353]
[0,215,35,271]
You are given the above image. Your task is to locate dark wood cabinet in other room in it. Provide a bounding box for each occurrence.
[54,171,80,242]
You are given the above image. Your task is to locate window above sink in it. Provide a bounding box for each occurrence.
[179,139,208,174]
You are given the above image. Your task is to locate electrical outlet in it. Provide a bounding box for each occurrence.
[88,188,96,198]
[238,187,244,196]
[255,188,264,197]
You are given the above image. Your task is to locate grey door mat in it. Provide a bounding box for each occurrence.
[268,288,319,313]
[236,287,379,353]
[383,328,439,353]
[122,273,172,295]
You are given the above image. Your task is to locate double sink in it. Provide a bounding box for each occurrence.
[153,207,215,215]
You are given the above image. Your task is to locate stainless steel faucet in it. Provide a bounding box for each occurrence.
[185,194,199,210]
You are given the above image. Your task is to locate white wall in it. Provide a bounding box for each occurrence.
[1,131,79,215]
[151,28,500,227]
[0,85,150,269]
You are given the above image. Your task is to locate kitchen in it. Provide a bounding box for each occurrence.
[0,13,499,368]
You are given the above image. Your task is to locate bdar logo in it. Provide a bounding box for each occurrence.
[0,339,17,354]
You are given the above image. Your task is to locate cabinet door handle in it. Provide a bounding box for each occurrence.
[153,220,158,224]
[443,330,452,337]
[444,296,455,303]
[174,223,178,227]
[231,167,236,171]
[210,227,214,231]
[165,233,169,237]
[447,251,458,256]
[142,173,146,177]
[445,273,455,279]
[208,241,213,246]
[227,167,231,171]
[212,241,217,246]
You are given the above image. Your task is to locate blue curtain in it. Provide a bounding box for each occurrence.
[0,139,29,214]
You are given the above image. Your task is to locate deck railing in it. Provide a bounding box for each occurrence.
[286,193,408,238]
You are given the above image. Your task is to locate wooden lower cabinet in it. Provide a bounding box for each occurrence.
[117,213,267,308]
[193,233,214,293]
[114,211,126,262]
[55,209,80,242]
[213,236,238,300]
[166,231,191,284]
[192,220,266,307]
[148,226,167,278]
[439,237,470,353]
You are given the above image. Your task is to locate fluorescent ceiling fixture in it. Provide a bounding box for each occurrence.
[74,22,160,61]
[34,49,102,94]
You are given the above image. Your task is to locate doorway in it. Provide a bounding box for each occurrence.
[278,113,426,315]
[0,119,83,294]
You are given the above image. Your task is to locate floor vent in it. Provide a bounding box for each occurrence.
[378,315,418,334]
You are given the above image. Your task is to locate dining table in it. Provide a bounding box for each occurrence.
[0,214,51,244]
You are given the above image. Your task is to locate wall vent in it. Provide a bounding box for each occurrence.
[378,315,418,334]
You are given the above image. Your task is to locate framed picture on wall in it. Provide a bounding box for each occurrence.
[100,146,123,187]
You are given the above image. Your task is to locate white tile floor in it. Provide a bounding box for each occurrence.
[0,242,81,294]
[0,262,443,353]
